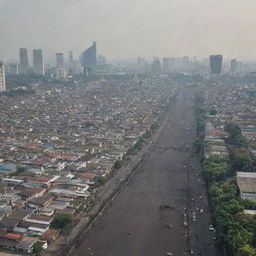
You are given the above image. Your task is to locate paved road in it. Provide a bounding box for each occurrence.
[74,86,216,256]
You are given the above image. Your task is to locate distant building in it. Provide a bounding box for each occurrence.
[7,63,19,75]
[81,41,97,75]
[230,59,237,74]
[152,57,161,73]
[68,51,73,64]
[209,55,223,75]
[56,68,67,80]
[182,56,189,64]
[163,58,169,72]
[0,62,6,91]
[33,49,44,75]
[56,53,64,68]
[19,48,29,74]
[98,55,106,65]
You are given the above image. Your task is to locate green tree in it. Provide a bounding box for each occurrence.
[33,241,43,255]
[229,147,254,171]
[209,109,217,115]
[225,123,246,146]
[235,244,256,256]
[226,226,253,252]
[51,214,74,229]
[203,155,227,182]
[114,160,123,170]
[209,184,223,198]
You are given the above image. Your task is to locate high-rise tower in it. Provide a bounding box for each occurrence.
[209,55,223,75]
[0,62,6,91]
[33,49,44,75]
[56,53,64,68]
[19,48,29,74]
[80,41,97,75]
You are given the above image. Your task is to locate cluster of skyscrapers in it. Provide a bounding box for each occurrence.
[19,48,44,75]
[0,41,245,93]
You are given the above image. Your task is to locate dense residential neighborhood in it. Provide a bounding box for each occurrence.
[0,77,176,254]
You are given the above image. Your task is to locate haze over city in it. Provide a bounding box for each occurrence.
[1,0,256,61]
[1,1,256,256]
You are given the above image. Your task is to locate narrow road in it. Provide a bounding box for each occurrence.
[74,86,216,256]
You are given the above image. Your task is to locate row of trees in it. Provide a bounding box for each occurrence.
[203,155,256,255]
[194,97,256,255]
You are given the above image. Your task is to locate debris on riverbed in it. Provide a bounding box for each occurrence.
[159,204,173,210]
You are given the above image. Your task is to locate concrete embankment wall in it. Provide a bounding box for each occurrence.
[66,150,145,249]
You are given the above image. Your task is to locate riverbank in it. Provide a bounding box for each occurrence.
[42,93,177,256]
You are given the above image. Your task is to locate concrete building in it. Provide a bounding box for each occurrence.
[68,51,73,64]
[33,49,44,75]
[237,172,256,201]
[7,63,19,75]
[152,57,161,73]
[163,58,169,72]
[230,59,237,74]
[0,62,6,91]
[19,48,29,74]
[56,53,64,68]
[80,41,97,75]
[98,55,106,65]
[56,68,67,80]
[209,55,223,75]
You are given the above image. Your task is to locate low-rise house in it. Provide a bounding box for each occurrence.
[19,187,46,201]
[16,236,38,254]
[28,195,54,209]
[237,172,256,201]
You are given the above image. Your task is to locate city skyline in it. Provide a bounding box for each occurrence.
[1,0,256,61]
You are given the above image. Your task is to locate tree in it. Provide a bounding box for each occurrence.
[229,147,254,172]
[225,123,246,147]
[235,244,256,256]
[114,160,123,170]
[209,109,217,115]
[16,166,26,174]
[33,241,43,255]
[203,155,227,182]
[51,214,74,229]
[226,225,253,251]
[91,176,107,188]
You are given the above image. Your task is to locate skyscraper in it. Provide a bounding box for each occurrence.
[230,59,237,74]
[56,53,64,68]
[68,51,73,64]
[33,49,44,75]
[209,55,223,75]
[163,58,170,72]
[7,63,19,75]
[19,48,29,74]
[0,62,6,91]
[81,41,97,75]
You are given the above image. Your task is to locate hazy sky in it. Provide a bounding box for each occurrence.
[1,0,256,62]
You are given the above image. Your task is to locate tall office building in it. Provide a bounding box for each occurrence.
[152,57,161,73]
[33,49,44,75]
[68,51,73,64]
[163,58,170,72]
[81,41,97,75]
[98,55,106,65]
[0,62,6,91]
[209,55,223,75]
[56,53,64,68]
[7,63,19,75]
[19,48,29,74]
[230,59,237,74]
